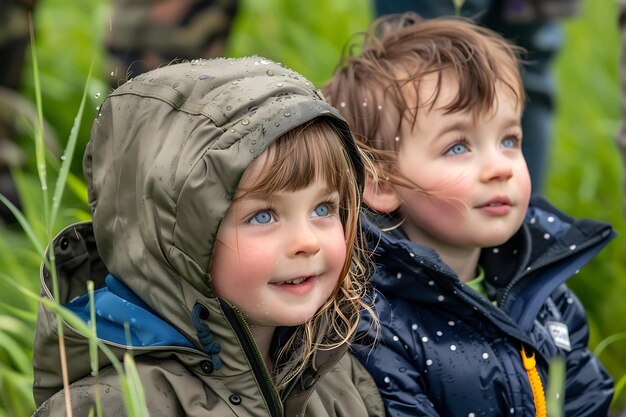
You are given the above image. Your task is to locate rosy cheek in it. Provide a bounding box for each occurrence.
[326,229,348,275]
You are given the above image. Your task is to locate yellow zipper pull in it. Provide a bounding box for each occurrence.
[520,345,546,417]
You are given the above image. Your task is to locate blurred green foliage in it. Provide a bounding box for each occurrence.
[0,0,624,415]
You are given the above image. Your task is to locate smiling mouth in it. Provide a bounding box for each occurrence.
[282,277,308,285]
[271,276,313,286]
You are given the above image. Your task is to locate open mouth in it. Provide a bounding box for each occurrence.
[271,276,313,286]
[281,277,308,285]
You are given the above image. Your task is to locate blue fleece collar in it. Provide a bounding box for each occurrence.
[65,274,194,349]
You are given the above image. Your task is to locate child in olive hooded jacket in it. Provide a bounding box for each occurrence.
[31,57,384,417]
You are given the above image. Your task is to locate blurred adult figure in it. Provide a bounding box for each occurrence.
[105,0,240,88]
[373,0,582,195]
[0,0,37,224]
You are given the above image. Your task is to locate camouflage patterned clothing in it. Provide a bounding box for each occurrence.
[105,0,239,87]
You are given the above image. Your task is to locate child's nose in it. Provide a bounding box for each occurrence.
[289,223,321,257]
[480,152,513,182]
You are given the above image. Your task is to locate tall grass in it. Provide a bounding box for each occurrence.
[0,0,623,415]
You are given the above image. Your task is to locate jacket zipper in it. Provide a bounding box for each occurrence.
[498,233,607,310]
[520,345,546,417]
[219,299,283,417]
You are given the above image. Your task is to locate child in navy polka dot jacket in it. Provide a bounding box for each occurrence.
[323,13,615,417]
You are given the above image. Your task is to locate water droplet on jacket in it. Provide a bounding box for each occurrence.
[199,74,210,80]
[276,82,284,87]
[232,80,239,85]
[241,119,250,125]
[284,112,291,117]
[251,140,256,145]
[266,70,274,76]
[426,359,433,366]
[399,367,406,373]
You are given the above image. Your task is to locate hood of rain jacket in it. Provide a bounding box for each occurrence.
[32,57,383,417]
[353,196,614,417]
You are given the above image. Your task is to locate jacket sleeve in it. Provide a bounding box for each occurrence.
[552,285,614,417]
[352,294,441,417]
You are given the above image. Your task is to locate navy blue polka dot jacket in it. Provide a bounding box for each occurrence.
[354,196,615,417]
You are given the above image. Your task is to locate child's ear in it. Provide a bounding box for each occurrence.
[363,178,402,214]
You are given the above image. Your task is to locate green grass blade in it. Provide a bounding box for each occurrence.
[593,332,626,359]
[614,374,626,407]
[0,331,32,374]
[49,58,94,227]
[29,18,47,200]
[0,195,45,258]
[546,355,565,417]
[120,354,150,417]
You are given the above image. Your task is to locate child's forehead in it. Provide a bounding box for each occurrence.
[399,69,522,117]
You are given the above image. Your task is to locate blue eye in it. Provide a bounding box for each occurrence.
[446,143,468,155]
[312,203,330,218]
[249,210,274,225]
[501,136,519,149]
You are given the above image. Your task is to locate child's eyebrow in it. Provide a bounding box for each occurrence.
[429,119,473,139]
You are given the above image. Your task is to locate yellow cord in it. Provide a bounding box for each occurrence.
[520,345,546,417]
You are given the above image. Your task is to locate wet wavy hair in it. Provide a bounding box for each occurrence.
[234,117,374,392]
[322,12,525,189]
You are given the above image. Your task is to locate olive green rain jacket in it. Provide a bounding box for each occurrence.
[31,57,385,417]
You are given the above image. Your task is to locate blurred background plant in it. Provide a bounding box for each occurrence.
[0,0,623,416]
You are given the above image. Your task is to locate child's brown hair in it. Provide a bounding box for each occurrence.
[323,12,525,186]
